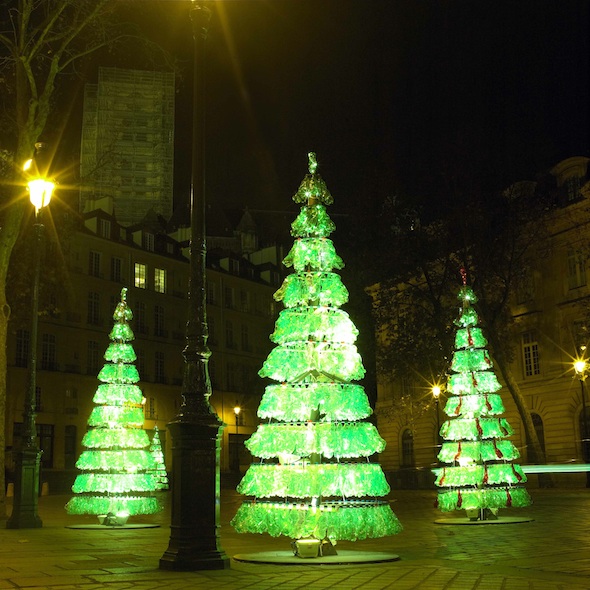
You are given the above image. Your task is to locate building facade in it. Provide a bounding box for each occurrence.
[372,157,590,488]
[6,202,280,492]
[79,67,175,225]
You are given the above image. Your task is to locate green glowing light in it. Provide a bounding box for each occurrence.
[231,154,400,543]
[434,278,531,516]
[66,288,160,518]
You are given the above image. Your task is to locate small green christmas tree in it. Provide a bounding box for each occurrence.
[149,426,169,491]
[231,153,402,548]
[66,288,160,517]
[434,270,531,519]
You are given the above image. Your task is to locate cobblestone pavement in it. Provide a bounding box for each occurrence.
[0,487,588,589]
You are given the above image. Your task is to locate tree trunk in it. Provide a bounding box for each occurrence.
[491,341,554,488]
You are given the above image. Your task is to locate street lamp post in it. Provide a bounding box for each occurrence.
[573,358,590,488]
[7,148,54,529]
[160,1,229,571]
[432,385,442,463]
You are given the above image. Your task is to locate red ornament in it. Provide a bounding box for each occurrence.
[493,440,503,459]
[454,441,462,462]
[476,418,483,436]
[512,465,523,482]
[457,490,463,508]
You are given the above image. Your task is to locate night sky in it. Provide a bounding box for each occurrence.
[169,0,589,219]
[60,1,590,221]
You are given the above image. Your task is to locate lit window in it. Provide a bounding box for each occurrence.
[154,268,167,293]
[522,332,540,377]
[134,263,147,289]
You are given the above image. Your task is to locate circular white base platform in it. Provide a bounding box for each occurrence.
[233,550,400,565]
[66,523,160,530]
[434,516,533,525]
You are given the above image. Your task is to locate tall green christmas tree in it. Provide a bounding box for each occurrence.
[434,270,531,519]
[231,154,402,549]
[149,426,169,491]
[66,288,160,517]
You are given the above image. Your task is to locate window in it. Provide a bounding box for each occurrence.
[241,324,250,351]
[207,282,217,305]
[87,292,100,325]
[15,329,29,367]
[226,320,235,348]
[155,351,165,383]
[154,305,165,337]
[41,334,57,371]
[87,341,100,375]
[154,268,167,293]
[579,407,590,460]
[145,396,157,419]
[240,290,250,312]
[89,251,101,277]
[135,301,147,334]
[515,266,534,304]
[565,176,582,202]
[111,257,123,282]
[134,263,147,289]
[230,259,240,274]
[224,286,235,309]
[401,429,415,467]
[522,331,540,377]
[143,233,155,252]
[99,218,111,239]
[567,250,587,290]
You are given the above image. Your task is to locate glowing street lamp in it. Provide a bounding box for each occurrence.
[7,146,54,529]
[573,357,590,488]
[234,404,241,434]
[160,1,229,571]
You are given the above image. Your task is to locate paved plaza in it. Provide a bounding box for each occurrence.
[0,486,588,589]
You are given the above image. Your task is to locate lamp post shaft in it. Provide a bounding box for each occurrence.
[160,3,229,570]
[7,220,44,529]
[581,380,590,488]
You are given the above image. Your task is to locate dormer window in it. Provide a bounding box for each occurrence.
[143,232,155,252]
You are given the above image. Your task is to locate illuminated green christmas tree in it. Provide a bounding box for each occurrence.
[434,270,531,519]
[66,288,160,517]
[231,154,402,548]
[149,426,169,491]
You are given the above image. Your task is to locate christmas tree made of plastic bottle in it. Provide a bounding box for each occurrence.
[149,426,169,491]
[66,288,160,517]
[231,153,402,547]
[434,270,531,519]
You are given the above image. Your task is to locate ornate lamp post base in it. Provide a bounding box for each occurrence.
[159,420,230,571]
[7,448,43,529]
